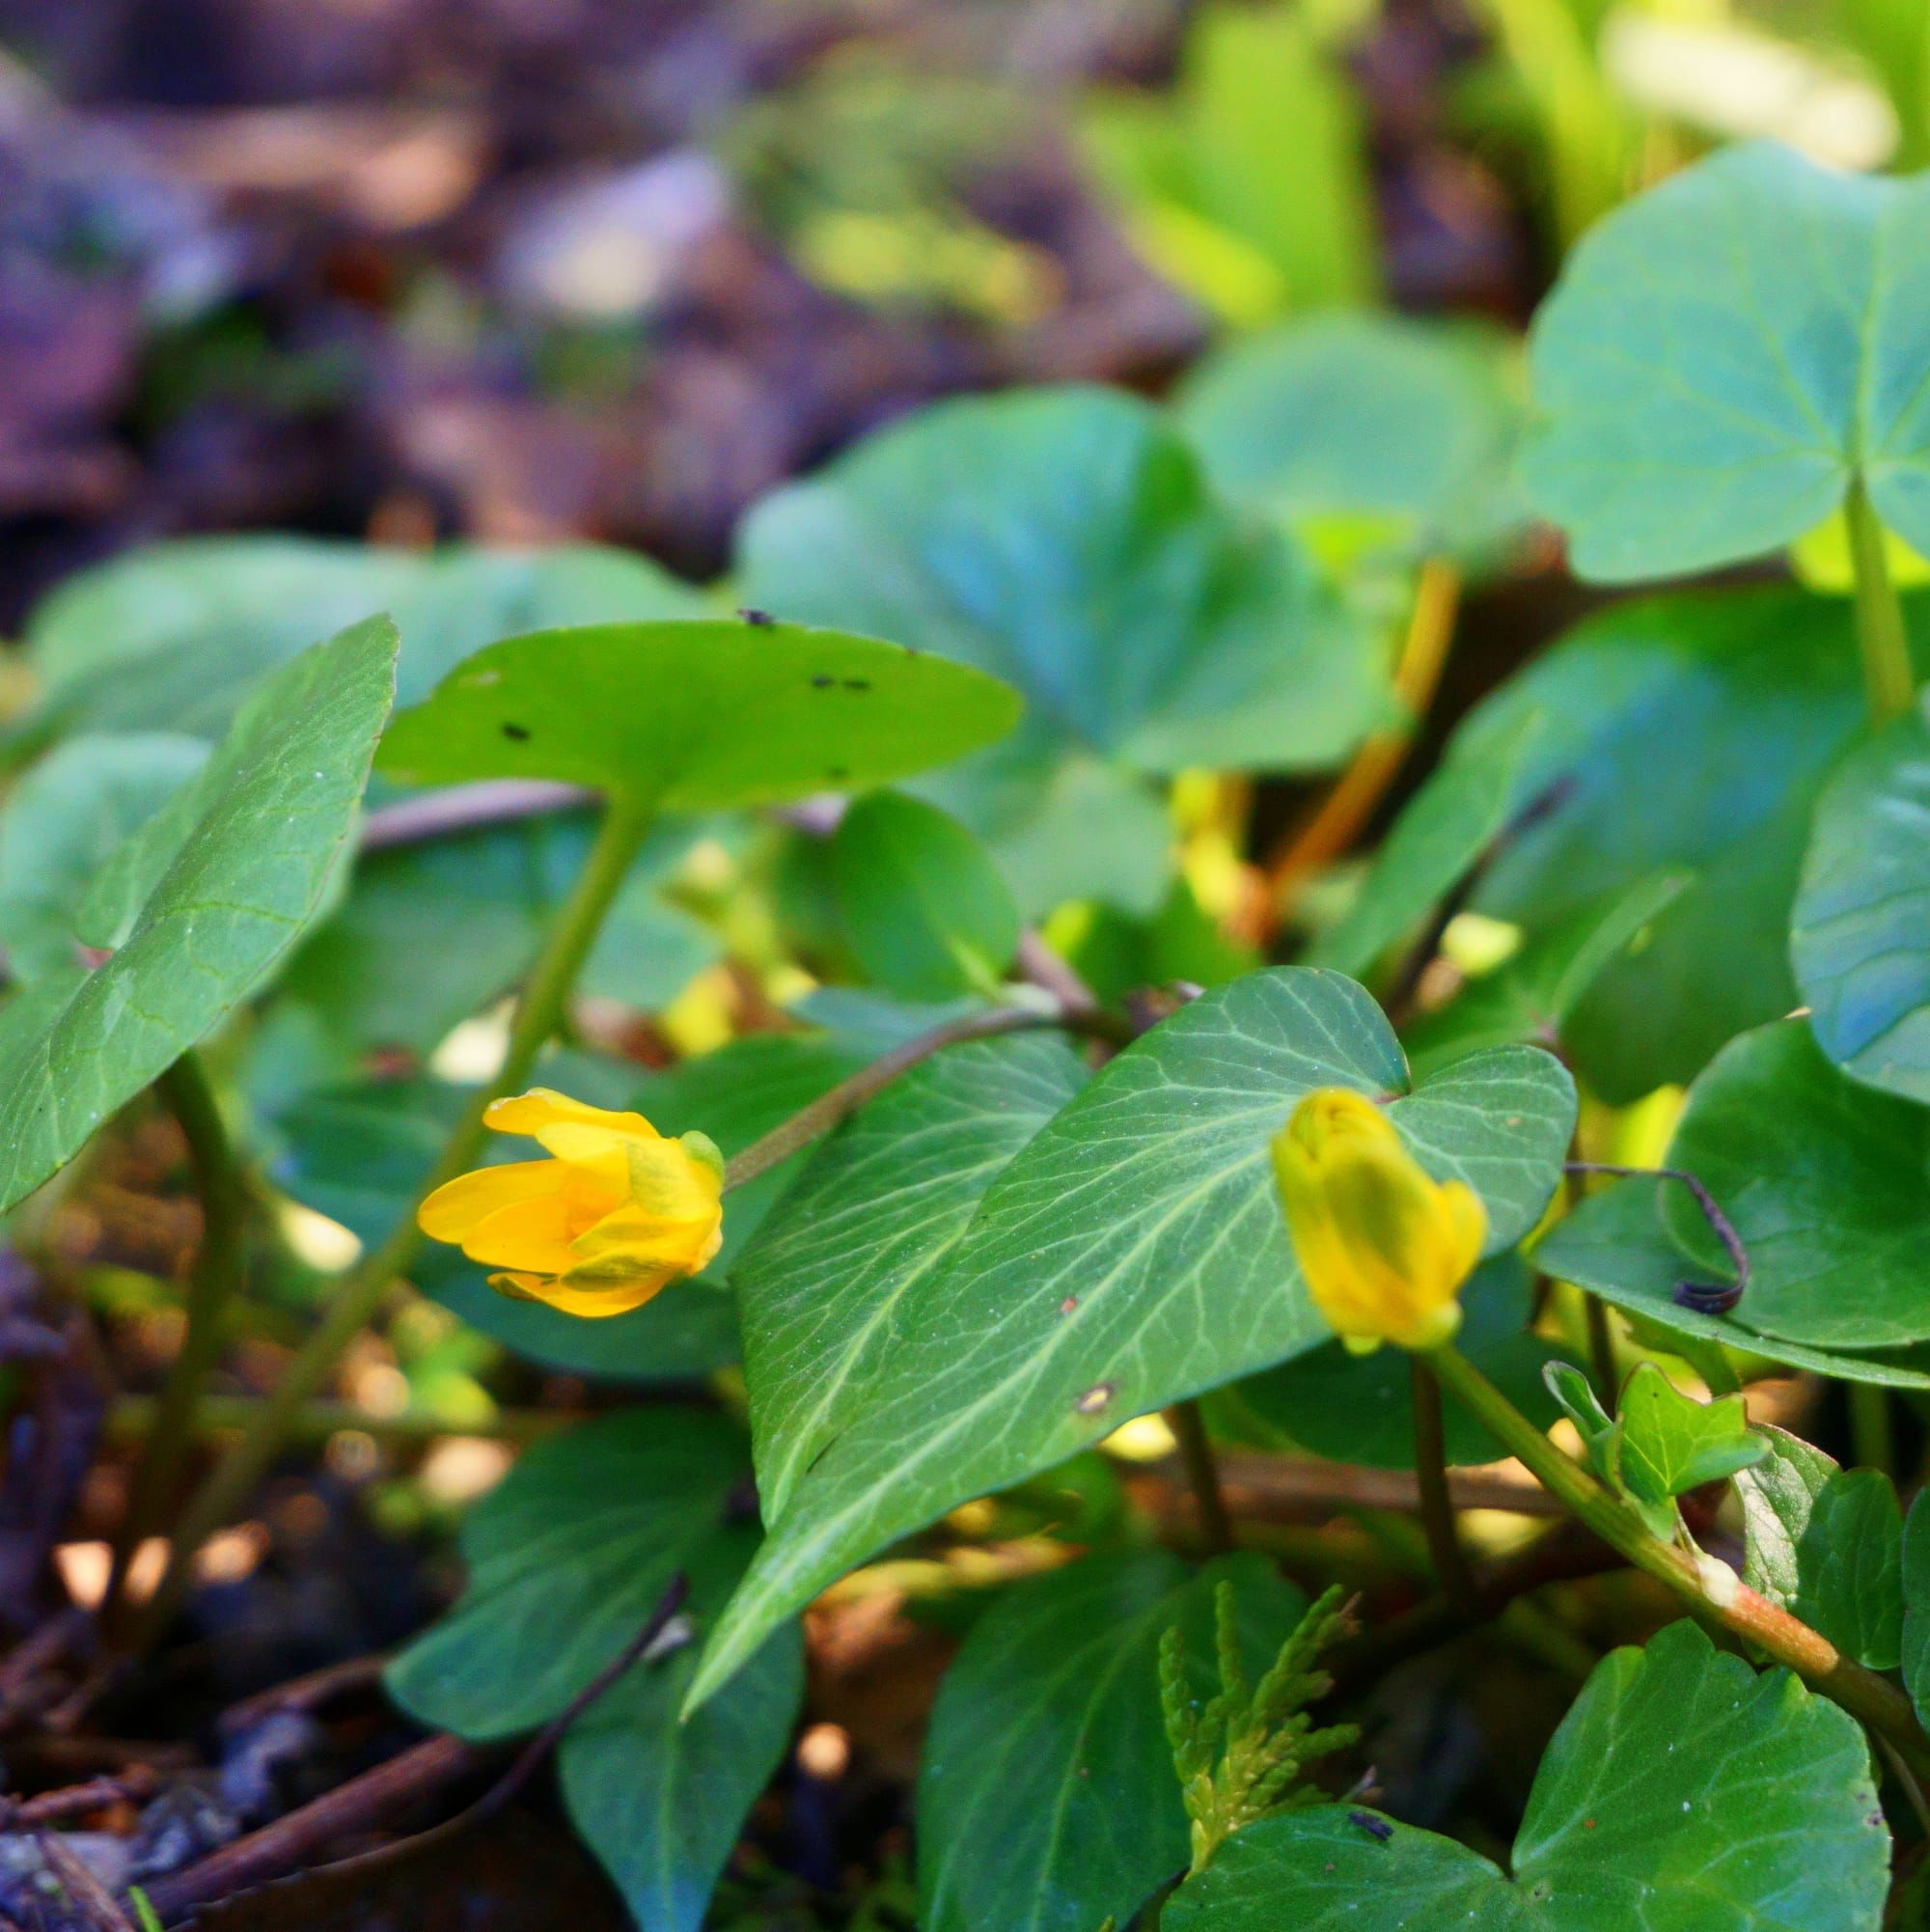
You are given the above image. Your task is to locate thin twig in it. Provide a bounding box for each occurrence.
[0,1769,158,1830]
[358,780,595,851]
[33,1830,136,1931]
[1165,1400,1233,1555]
[1261,557,1462,939]
[724,1007,1059,1191]
[107,1053,249,1628]
[141,1576,691,1923]
[1408,1358,1480,1615]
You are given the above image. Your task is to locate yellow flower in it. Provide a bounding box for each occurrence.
[418,1089,725,1318]
[1270,1088,1485,1356]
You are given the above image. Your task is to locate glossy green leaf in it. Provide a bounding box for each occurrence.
[918,1551,1306,1932]
[0,618,398,1215]
[735,387,1384,903]
[1792,703,1930,1102]
[1787,1468,1905,1671]
[1665,1017,1930,1349]
[1164,1620,1887,1931]
[1402,871,1690,1081]
[0,734,207,981]
[1615,1361,1765,1518]
[736,1032,1089,1523]
[387,1409,803,1932]
[1525,140,1930,580]
[1177,313,1525,564]
[830,790,1020,1001]
[377,618,1020,810]
[691,968,1575,1708]
[22,537,709,738]
[1737,1424,1836,1609]
[1902,1487,1930,1728]
[1214,1256,1566,1470]
[1336,587,1924,1098]
[1536,1179,1930,1390]
[280,814,719,1060]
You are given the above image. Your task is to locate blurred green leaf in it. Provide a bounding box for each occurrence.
[1335,587,1925,1100]
[280,815,720,1062]
[1525,142,1930,581]
[830,791,1020,1001]
[737,387,1385,911]
[23,538,709,739]
[1177,314,1525,566]
[1082,0,1378,325]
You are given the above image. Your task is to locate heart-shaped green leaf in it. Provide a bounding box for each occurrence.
[1665,1017,1930,1349]
[1164,1620,1888,1931]
[1792,703,1930,1102]
[1328,587,1923,1098]
[736,386,1385,911]
[0,617,399,1215]
[919,1551,1306,1932]
[691,967,1574,1709]
[387,1409,802,1932]
[1536,1179,1930,1390]
[0,733,208,982]
[1525,140,1930,581]
[377,619,1020,809]
[1212,1256,1568,1470]
[1177,312,1526,566]
[736,1031,1089,1523]
[830,790,1021,1002]
[23,536,710,737]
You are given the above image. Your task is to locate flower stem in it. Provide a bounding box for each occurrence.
[1260,557,1461,938]
[106,1052,248,1623]
[1426,1340,1930,1780]
[1408,1357,1478,1614]
[136,792,657,1651]
[723,1006,1065,1191]
[1845,477,1916,728]
[1166,1396,1233,1555]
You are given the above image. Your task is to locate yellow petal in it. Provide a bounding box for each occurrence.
[1440,1180,1488,1283]
[419,1161,564,1243]
[459,1193,583,1275]
[543,1261,680,1317]
[483,1089,662,1163]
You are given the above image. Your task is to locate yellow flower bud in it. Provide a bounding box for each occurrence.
[1270,1088,1485,1356]
[418,1089,725,1318]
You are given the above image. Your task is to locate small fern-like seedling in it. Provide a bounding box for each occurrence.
[1159,1581,1360,1874]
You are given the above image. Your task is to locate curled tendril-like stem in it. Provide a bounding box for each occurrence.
[1562,1162,1750,1313]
